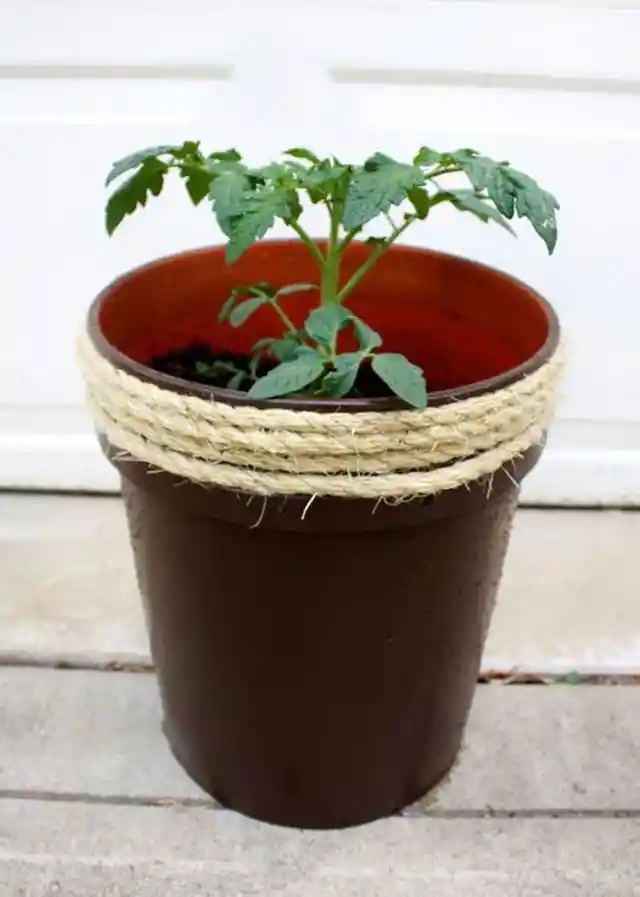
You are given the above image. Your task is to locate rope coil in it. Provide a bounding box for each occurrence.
[78,334,563,499]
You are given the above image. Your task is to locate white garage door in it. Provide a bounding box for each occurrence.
[1,0,639,505]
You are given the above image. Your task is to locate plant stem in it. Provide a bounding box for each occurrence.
[267,297,298,336]
[424,164,463,181]
[320,204,342,303]
[338,228,361,253]
[289,220,325,267]
[335,217,415,304]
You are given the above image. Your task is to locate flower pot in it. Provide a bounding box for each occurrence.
[79,240,562,829]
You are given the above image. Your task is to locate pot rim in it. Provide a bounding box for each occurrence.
[87,240,560,412]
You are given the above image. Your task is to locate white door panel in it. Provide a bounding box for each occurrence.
[1,0,639,504]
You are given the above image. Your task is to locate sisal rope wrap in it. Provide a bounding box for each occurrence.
[78,334,564,499]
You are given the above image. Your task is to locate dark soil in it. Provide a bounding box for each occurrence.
[150,344,274,388]
[150,343,395,399]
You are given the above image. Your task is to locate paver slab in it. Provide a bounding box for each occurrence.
[0,801,638,896]
[2,495,640,672]
[1,668,639,812]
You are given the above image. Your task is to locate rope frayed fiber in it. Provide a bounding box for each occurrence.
[78,334,564,498]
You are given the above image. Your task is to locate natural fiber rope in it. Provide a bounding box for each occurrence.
[78,334,564,498]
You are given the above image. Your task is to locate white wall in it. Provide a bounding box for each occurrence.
[1,0,639,504]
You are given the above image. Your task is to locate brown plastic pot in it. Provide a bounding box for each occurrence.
[88,240,559,829]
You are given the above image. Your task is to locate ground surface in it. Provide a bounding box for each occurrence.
[1,495,639,672]
[1,495,639,894]
[1,668,639,894]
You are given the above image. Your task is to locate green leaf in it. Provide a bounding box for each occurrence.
[276,283,318,297]
[456,155,516,218]
[446,189,516,235]
[406,186,430,219]
[372,353,427,409]
[455,154,559,252]
[284,147,321,164]
[343,154,425,230]
[413,146,441,167]
[209,169,250,235]
[304,305,350,347]
[248,356,325,400]
[105,145,178,187]
[179,162,213,206]
[250,162,291,184]
[170,140,201,160]
[208,148,242,163]
[321,353,363,398]
[300,162,349,203]
[225,190,294,263]
[252,336,275,352]
[489,173,517,219]
[352,316,382,351]
[265,337,299,362]
[227,371,246,391]
[217,293,238,323]
[229,296,267,327]
[105,158,168,235]
[508,170,559,254]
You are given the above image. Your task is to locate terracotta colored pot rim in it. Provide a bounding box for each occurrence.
[88,241,560,412]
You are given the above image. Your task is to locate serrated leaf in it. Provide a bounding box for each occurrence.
[105,158,168,235]
[229,296,267,327]
[458,154,496,190]
[364,152,397,171]
[321,353,363,398]
[352,316,382,352]
[457,155,516,218]
[488,174,516,219]
[276,283,318,297]
[218,293,238,323]
[268,337,303,362]
[282,188,303,223]
[170,140,201,159]
[343,156,425,230]
[446,189,516,235]
[304,305,350,348]
[508,170,559,254]
[208,148,242,163]
[227,371,246,390]
[372,353,427,409]
[300,163,349,202]
[225,190,294,263]
[413,146,441,167]
[248,356,325,400]
[209,169,250,235]
[456,155,559,251]
[179,162,213,206]
[105,145,177,187]
[251,162,291,183]
[406,186,430,219]
[284,147,321,164]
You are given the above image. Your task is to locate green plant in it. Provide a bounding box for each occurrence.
[105,144,558,408]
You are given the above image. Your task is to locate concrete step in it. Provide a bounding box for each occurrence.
[1,494,639,673]
[1,667,640,812]
[0,668,638,895]
[1,802,637,896]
